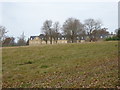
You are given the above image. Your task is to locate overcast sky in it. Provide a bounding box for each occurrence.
[0,0,118,40]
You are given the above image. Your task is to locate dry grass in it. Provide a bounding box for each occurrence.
[2,41,118,88]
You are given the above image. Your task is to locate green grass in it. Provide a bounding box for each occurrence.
[2,41,118,88]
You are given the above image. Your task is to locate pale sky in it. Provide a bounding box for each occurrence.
[118,1,120,28]
[0,0,119,40]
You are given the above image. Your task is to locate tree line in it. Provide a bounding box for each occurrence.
[0,26,26,46]
[42,18,110,44]
[0,17,119,46]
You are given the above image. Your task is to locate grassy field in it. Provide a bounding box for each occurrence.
[2,41,118,88]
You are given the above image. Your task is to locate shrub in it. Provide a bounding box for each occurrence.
[105,36,120,41]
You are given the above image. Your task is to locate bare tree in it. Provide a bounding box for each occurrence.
[84,18,102,42]
[92,28,109,40]
[115,29,118,35]
[63,18,84,43]
[0,26,8,42]
[9,37,15,46]
[117,28,120,38]
[52,21,60,43]
[77,24,86,42]
[17,32,26,46]
[42,20,53,44]
[2,37,15,46]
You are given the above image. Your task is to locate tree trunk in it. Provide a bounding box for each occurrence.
[56,40,57,44]
[89,33,92,42]
[46,40,47,44]
[50,36,52,44]
[49,29,52,44]
[71,31,75,43]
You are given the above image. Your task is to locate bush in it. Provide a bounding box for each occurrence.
[105,36,120,41]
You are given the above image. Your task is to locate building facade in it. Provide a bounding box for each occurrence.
[29,35,68,46]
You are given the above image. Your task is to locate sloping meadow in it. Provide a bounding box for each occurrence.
[2,41,118,88]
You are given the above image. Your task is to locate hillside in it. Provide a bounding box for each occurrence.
[2,41,118,88]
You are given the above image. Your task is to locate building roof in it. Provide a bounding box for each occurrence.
[30,34,67,40]
[30,36,37,40]
[39,34,45,39]
[30,34,45,40]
